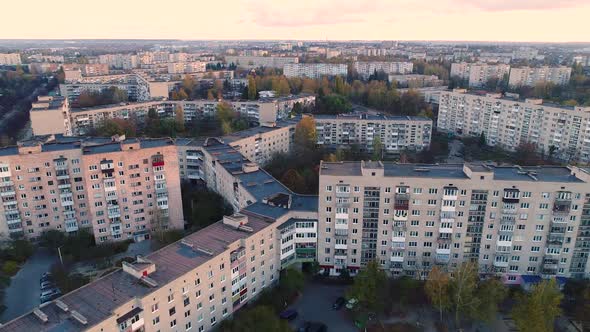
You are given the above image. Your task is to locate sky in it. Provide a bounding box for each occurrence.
[2,0,590,42]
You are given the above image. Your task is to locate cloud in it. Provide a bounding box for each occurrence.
[453,0,590,11]
[244,0,392,27]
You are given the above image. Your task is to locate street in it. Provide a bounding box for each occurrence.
[0,248,57,323]
[289,281,357,332]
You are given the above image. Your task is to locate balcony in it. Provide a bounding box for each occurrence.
[335,243,348,250]
[436,248,451,255]
[553,202,571,215]
[435,253,450,264]
[501,209,517,215]
[437,236,452,244]
[335,222,348,230]
[65,220,79,233]
[0,180,14,187]
[395,192,410,201]
[390,255,404,263]
[394,200,409,210]
[392,235,406,243]
[0,190,16,197]
[493,259,509,268]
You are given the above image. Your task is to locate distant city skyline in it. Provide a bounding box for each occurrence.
[2,0,590,42]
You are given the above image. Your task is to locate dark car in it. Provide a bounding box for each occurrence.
[332,297,346,310]
[279,309,298,321]
[298,322,328,332]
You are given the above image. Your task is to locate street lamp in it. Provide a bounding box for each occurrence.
[57,245,64,265]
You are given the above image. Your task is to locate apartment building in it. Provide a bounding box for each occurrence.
[353,61,414,80]
[314,113,432,153]
[39,95,314,136]
[283,63,348,79]
[437,90,590,163]
[30,96,72,136]
[573,55,590,67]
[0,135,183,243]
[388,74,445,88]
[224,56,299,69]
[98,54,139,70]
[317,161,590,280]
[167,62,206,74]
[450,62,511,87]
[508,66,572,87]
[59,74,151,102]
[0,53,22,65]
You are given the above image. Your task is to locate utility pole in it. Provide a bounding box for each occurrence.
[58,246,63,265]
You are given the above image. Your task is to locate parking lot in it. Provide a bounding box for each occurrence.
[288,281,357,332]
[0,248,57,323]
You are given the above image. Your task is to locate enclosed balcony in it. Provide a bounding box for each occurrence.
[502,189,520,203]
[151,155,165,167]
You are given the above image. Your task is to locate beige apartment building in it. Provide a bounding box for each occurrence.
[437,89,590,163]
[34,95,314,136]
[317,161,590,280]
[0,136,183,243]
[314,113,432,153]
[450,62,511,87]
[0,53,22,65]
[30,96,72,136]
[224,56,299,69]
[508,66,572,87]
[353,61,414,80]
[283,63,348,79]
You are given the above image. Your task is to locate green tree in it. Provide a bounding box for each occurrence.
[475,278,507,322]
[371,137,383,161]
[2,261,19,276]
[347,260,388,314]
[449,262,478,325]
[512,279,563,332]
[425,266,451,321]
[247,75,257,100]
[218,306,291,332]
[280,268,305,298]
[479,132,486,147]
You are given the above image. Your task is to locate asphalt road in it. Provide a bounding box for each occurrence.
[289,282,357,332]
[0,248,57,323]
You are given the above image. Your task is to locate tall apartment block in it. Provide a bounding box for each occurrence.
[283,63,348,79]
[0,53,22,65]
[314,114,432,153]
[508,66,572,87]
[317,161,590,280]
[0,136,183,243]
[167,62,206,74]
[437,90,590,163]
[224,56,299,69]
[450,62,511,87]
[353,61,414,80]
[98,54,139,69]
[59,74,152,102]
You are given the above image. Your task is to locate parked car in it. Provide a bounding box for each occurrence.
[279,309,298,321]
[40,281,54,289]
[41,272,52,278]
[40,275,53,284]
[332,297,346,310]
[40,289,61,303]
[298,322,328,332]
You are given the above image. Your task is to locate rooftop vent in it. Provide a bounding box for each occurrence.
[71,310,88,325]
[263,193,292,209]
[55,299,69,312]
[33,308,48,323]
[180,239,215,256]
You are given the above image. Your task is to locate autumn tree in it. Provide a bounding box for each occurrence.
[294,117,317,152]
[449,262,479,325]
[474,278,507,322]
[371,137,383,161]
[347,260,389,314]
[174,105,185,132]
[425,266,451,321]
[512,279,563,332]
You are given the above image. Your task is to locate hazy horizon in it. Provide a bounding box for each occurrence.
[3,0,590,43]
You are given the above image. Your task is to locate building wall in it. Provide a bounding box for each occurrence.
[317,162,590,280]
[508,66,572,87]
[437,90,590,163]
[0,53,22,65]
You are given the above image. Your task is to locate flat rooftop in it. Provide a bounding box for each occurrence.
[320,162,585,183]
[30,96,65,112]
[0,213,276,332]
[313,113,431,122]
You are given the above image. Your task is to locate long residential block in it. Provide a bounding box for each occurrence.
[437,90,590,163]
[317,161,590,280]
[314,113,432,153]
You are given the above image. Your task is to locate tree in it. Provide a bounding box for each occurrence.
[425,266,451,321]
[280,169,306,193]
[474,278,507,322]
[150,208,170,244]
[449,262,478,325]
[347,260,388,314]
[174,105,185,132]
[280,268,305,298]
[294,117,317,151]
[218,305,291,332]
[478,132,486,147]
[247,75,257,100]
[371,137,383,161]
[513,279,563,332]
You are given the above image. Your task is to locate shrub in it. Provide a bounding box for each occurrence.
[2,261,19,276]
